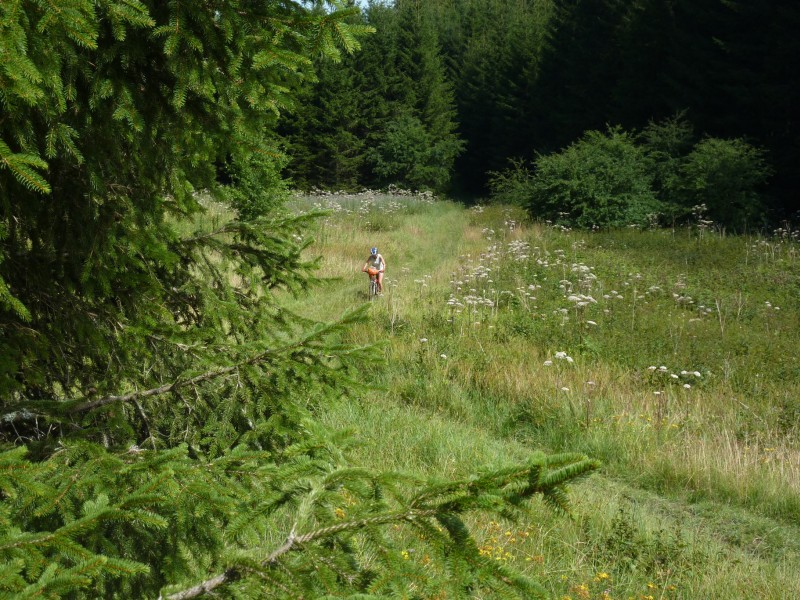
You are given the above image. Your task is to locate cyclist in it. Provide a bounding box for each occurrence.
[362,247,386,294]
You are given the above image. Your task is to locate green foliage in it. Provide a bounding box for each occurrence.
[364,0,465,192]
[222,147,291,221]
[281,0,464,192]
[681,137,772,230]
[280,54,368,191]
[0,439,598,598]
[0,0,372,408]
[430,0,556,193]
[0,3,596,598]
[524,127,661,228]
[368,113,462,191]
[594,502,702,578]
[350,0,797,218]
[639,115,773,229]
[639,113,696,209]
[487,159,535,207]
[491,117,774,230]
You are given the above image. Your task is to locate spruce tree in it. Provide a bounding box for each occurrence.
[282,0,465,192]
[424,0,555,195]
[0,1,598,597]
[365,0,464,191]
[281,51,368,191]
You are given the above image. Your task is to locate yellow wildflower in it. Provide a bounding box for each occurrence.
[571,583,590,599]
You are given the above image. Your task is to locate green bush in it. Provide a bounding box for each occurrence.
[525,127,662,228]
[680,137,772,230]
[488,158,535,206]
[639,113,695,213]
[222,149,290,220]
[491,117,774,231]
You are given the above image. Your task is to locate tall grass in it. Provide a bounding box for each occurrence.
[288,196,800,598]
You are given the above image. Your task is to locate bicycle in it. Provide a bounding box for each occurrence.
[367,268,380,300]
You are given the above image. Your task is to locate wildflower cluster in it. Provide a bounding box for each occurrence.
[295,187,436,215]
[551,351,575,364]
[571,262,598,292]
[560,571,614,600]
[750,228,800,263]
[507,239,530,261]
[773,225,800,242]
[567,293,598,308]
[414,274,433,289]
[646,365,704,390]
[476,521,533,563]
[691,203,715,232]
[602,290,625,301]
[514,281,541,310]
[546,217,573,233]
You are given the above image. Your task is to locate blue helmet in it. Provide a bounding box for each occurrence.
[370,247,378,255]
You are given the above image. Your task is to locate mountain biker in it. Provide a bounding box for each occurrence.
[362,247,386,294]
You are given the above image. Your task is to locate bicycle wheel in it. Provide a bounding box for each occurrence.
[369,278,378,300]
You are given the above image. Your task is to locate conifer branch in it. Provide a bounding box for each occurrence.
[1,340,304,424]
[73,341,305,413]
[164,508,439,599]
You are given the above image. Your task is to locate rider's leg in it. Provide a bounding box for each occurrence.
[377,272,384,293]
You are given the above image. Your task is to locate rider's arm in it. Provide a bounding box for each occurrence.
[361,260,369,272]
[379,254,386,272]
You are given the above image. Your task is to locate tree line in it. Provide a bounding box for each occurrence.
[281,0,800,228]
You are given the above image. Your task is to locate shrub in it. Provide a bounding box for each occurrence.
[488,158,535,206]
[222,149,290,220]
[639,113,695,212]
[525,127,662,228]
[680,137,772,230]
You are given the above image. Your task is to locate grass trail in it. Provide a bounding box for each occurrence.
[285,200,473,321]
[287,198,800,599]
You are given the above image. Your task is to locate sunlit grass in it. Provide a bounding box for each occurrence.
[283,195,800,598]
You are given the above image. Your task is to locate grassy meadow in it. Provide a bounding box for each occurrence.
[278,191,800,599]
